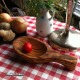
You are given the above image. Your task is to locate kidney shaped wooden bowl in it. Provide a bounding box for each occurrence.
[13,36,77,71]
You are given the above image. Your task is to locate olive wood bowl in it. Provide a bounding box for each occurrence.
[12,36,77,71]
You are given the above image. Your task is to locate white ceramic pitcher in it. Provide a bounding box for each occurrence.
[36,8,54,37]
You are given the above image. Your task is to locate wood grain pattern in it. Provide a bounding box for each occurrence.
[12,36,77,71]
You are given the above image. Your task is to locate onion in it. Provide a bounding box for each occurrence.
[0,22,11,30]
[11,17,27,34]
[0,13,12,23]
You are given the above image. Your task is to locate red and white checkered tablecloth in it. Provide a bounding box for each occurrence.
[0,16,80,80]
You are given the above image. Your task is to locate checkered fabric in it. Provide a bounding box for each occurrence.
[0,16,80,80]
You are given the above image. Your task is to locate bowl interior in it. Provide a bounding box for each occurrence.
[13,36,47,58]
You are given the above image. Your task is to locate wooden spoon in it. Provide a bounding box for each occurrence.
[12,36,77,71]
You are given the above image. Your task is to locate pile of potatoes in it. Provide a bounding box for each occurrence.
[0,13,27,41]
